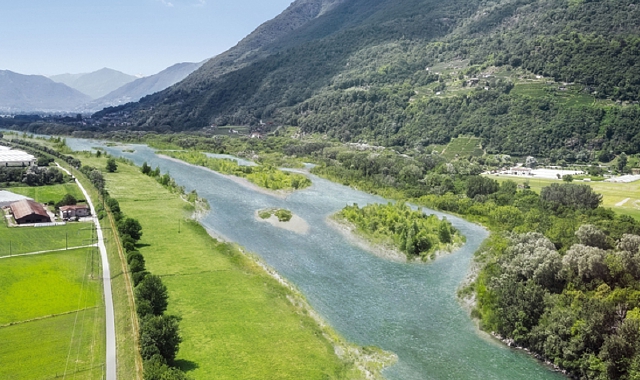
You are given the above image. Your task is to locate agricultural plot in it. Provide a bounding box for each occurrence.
[7,182,85,204]
[0,248,105,379]
[441,136,484,160]
[488,175,640,220]
[0,221,94,257]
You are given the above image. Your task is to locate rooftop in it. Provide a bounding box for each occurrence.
[10,199,49,220]
[0,148,36,162]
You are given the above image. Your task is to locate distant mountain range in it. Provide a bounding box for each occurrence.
[0,70,91,113]
[84,61,206,112]
[50,68,138,99]
[0,62,205,114]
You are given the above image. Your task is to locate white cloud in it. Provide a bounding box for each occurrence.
[157,0,174,7]
[194,0,206,6]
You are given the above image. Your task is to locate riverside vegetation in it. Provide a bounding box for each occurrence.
[160,150,311,191]
[336,202,462,261]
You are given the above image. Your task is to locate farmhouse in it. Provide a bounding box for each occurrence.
[0,190,32,208]
[509,167,532,175]
[59,204,91,219]
[0,147,37,167]
[10,199,51,224]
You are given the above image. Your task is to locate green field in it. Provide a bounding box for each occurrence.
[0,248,101,324]
[0,248,105,379]
[488,175,640,220]
[441,136,484,159]
[7,182,85,204]
[0,221,94,257]
[79,155,355,379]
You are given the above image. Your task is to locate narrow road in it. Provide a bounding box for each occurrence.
[57,164,116,380]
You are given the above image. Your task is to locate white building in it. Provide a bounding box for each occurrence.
[0,190,32,208]
[0,147,37,167]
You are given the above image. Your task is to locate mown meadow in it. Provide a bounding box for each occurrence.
[0,221,94,257]
[7,182,85,204]
[0,248,105,379]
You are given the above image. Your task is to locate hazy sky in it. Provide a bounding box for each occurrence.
[0,0,293,77]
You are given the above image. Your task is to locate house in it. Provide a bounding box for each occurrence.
[10,199,51,224]
[59,204,91,219]
[509,167,532,175]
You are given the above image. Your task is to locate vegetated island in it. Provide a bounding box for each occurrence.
[159,150,311,193]
[256,208,309,234]
[331,202,464,262]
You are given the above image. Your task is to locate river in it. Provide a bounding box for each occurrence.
[66,139,564,380]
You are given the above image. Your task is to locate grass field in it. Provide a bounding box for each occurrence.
[0,248,105,379]
[7,182,85,204]
[0,248,101,324]
[0,221,94,257]
[441,136,484,159]
[81,155,354,379]
[488,174,640,220]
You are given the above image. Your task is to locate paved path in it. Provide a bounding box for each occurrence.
[58,164,116,380]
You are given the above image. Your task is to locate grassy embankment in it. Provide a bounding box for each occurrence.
[78,154,377,379]
[63,154,143,379]
[0,247,105,379]
[487,174,640,220]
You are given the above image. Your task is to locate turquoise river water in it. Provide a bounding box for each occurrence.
[66,139,565,380]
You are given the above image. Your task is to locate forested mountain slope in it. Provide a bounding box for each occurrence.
[95,0,640,158]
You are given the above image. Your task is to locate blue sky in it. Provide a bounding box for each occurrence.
[0,0,293,76]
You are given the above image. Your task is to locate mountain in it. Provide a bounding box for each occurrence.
[84,61,206,112]
[89,0,640,157]
[0,70,92,113]
[50,68,137,99]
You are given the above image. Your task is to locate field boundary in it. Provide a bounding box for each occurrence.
[0,306,100,328]
[0,244,96,260]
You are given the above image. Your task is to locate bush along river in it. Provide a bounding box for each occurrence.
[66,139,565,380]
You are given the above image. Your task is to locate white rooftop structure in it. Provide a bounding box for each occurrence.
[0,190,32,208]
[0,148,36,167]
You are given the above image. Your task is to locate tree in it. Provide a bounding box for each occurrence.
[106,158,118,173]
[143,356,190,380]
[540,183,602,211]
[575,224,608,249]
[562,174,574,182]
[466,175,499,199]
[55,194,77,209]
[118,217,143,241]
[141,162,152,175]
[139,314,182,363]
[89,170,105,192]
[135,275,168,316]
[618,153,628,173]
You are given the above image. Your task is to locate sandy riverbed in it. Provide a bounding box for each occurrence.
[254,210,310,234]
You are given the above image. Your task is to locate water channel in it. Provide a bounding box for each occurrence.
[67,139,565,380]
